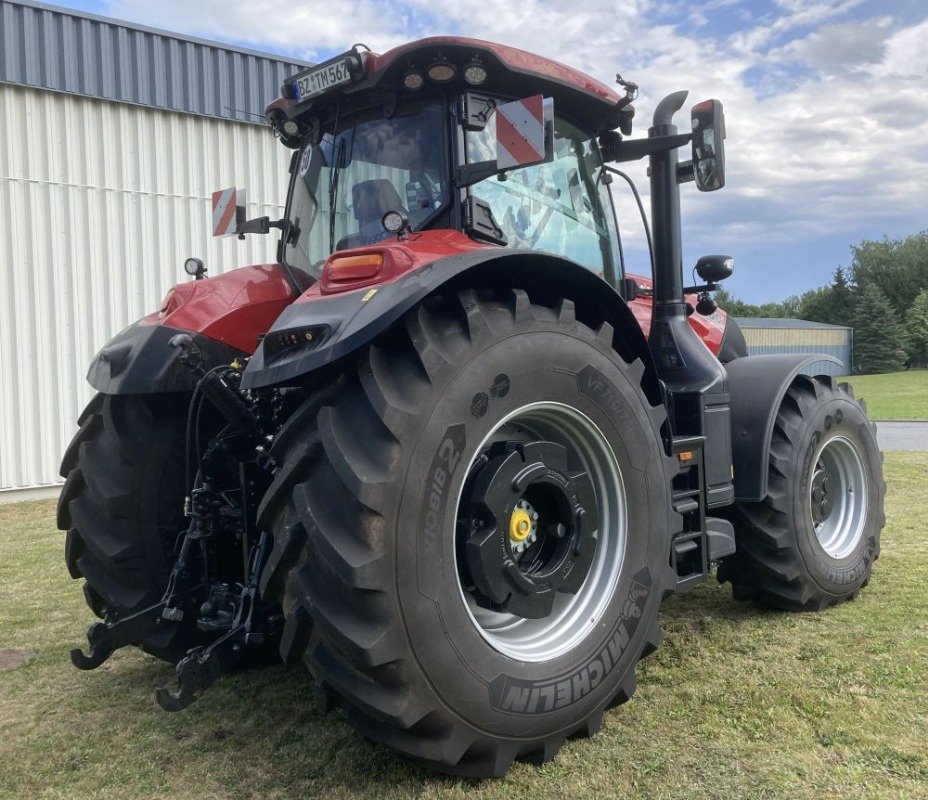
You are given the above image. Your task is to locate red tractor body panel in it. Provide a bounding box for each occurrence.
[626,273,727,356]
[134,241,725,360]
[305,230,493,299]
[298,232,726,355]
[141,264,296,354]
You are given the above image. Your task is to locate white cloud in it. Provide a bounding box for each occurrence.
[101,0,928,293]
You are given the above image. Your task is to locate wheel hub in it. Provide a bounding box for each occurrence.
[808,435,869,559]
[810,466,834,525]
[459,440,598,619]
[508,499,540,557]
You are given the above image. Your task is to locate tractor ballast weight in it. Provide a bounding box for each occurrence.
[58,36,884,778]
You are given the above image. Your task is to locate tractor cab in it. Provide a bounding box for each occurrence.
[233,38,638,288]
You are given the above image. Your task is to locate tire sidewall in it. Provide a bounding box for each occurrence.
[393,319,669,737]
[787,394,881,595]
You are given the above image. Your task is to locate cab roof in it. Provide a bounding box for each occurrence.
[267,36,634,137]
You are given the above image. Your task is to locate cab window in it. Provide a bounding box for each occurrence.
[467,111,619,277]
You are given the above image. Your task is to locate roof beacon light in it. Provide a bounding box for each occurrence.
[426,59,456,83]
[463,59,488,86]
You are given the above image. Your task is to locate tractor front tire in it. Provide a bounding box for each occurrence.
[57,392,198,662]
[258,289,676,776]
[719,376,884,610]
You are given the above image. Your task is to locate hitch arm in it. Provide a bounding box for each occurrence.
[155,531,276,711]
[70,602,167,669]
[70,529,203,670]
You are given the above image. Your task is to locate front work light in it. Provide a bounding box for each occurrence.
[463,61,488,86]
[426,61,456,83]
[403,70,425,90]
[184,257,207,279]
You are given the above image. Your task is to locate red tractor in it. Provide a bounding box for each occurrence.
[58,37,884,777]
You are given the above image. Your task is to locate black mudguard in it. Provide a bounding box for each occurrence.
[241,250,661,404]
[727,354,840,502]
[717,315,748,363]
[87,322,247,394]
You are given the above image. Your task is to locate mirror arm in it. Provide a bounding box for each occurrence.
[682,282,718,294]
[235,216,292,240]
[676,161,695,184]
[603,132,692,164]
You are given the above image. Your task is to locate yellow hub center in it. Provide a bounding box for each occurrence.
[509,509,532,542]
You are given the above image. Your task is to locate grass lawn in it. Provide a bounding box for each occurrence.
[842,369,928,420]
[1,454,926,800]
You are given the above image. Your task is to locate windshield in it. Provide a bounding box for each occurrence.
[283,96,448,278]
[467,113,619,277]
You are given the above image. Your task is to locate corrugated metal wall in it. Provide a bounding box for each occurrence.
[1,0,307,122]
[0,83,292,491]
[739,325,853,376]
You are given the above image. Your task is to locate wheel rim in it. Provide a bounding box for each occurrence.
[454,402,627,662]
[808,435,868,559]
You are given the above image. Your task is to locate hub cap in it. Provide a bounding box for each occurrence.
[454,402,627,662]
[809,435,868,559]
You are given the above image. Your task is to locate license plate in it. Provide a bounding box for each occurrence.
[292,59,353,102]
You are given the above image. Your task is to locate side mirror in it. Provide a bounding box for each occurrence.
[623,277,640,301]
[691,100,725,191]
[211,186,290,240]
[495,94,554,170]
[695,254,734,283]
[456,94,554,188]
[211,187,247,237]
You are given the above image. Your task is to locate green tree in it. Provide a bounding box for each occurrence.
[904,288,928,366]
[714,287,800,319]
[797,267,856,326]
[851,231,928,320]
[851,283,907,374]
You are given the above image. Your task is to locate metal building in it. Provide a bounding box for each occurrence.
[734,317,853,377]
[0,0,308,498]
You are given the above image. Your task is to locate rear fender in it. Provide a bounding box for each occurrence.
[728,354,841,502]
[87,264,297,394]
[241,251,662,406]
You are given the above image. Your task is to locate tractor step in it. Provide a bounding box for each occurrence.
[669,435,734,587]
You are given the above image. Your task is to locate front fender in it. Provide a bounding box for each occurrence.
[728,354,841,502]
[86,264,297,394]
[87,323,247,394]
[241,250,661,406]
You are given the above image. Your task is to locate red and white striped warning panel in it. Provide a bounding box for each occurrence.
[212,187,243,237]
[495,94,552,170]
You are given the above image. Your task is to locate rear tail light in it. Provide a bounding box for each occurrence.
[325,253,384,281]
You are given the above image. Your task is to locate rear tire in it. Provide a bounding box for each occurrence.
[719,376,884,610]
[258,289,676,776]
[57,393,199,662]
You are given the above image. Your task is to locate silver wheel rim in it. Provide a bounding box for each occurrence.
[809,435,868,559]
[454,402,628,663]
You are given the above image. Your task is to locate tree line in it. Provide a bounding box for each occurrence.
[716,230,928,373]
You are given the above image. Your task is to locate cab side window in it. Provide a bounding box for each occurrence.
[467,111,619,275]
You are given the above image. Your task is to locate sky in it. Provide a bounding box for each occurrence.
[56,0,928,302]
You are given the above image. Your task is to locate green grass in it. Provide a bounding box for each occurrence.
[2,455,927,799]
[842,369,928,420]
